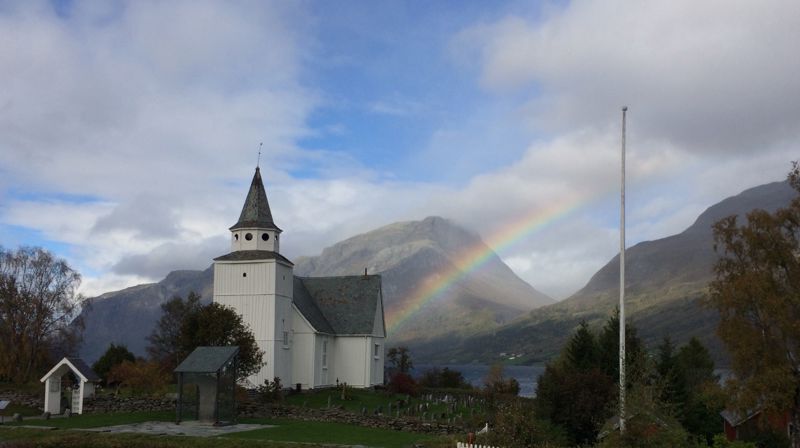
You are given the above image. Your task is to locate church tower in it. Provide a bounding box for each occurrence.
[212,167,293,387]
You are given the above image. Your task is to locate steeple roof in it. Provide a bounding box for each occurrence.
[230,167,281,231]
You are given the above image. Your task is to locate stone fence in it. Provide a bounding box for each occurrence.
[0,389,463,436]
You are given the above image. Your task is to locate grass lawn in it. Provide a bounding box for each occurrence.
[1,403,40,418]
[234,417,440,447]
[5,410,175,429]
[0,427,319,447]
[1,412,447,447]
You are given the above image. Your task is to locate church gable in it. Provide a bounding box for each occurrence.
[293,275,382,336]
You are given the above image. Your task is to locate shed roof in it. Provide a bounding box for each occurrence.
[295,275,382,335]
[174,346,239,373]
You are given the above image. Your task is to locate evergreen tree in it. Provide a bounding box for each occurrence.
[597,309,647,385]
[565,320,598,371]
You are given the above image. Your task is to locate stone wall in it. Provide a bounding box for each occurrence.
[0,389,42,410]
[240,403,461,435]
[0,389,463,435]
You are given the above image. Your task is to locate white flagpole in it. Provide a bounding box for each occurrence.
[619,106,628,433]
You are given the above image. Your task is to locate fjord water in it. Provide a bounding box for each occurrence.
[413,364,546,398]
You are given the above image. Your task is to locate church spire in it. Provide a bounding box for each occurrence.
[230,167,281,232]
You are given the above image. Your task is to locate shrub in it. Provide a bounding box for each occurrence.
[388,372,419,396]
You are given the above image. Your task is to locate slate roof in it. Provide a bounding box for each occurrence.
[230,167,281,232]
[294,275,383,336]
[175,346,239,373]
[214,250,293,265]
[67,358,101,382]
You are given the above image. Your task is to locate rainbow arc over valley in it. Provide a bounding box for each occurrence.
[385,191,599,335]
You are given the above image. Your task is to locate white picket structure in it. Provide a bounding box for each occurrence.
[456,443,502,448]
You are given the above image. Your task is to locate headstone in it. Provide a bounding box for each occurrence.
[361,407,367,416]
[12,413,22,422]
[43,412,51,420]
[327,396,331,408]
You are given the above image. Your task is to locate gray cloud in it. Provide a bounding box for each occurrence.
[92,194,181,239]
[455,1,800,153]
[112,236,227,278]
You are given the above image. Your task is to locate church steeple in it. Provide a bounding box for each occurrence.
[230,167,281,232]
[229,167,282,253]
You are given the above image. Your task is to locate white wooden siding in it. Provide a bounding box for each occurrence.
[291,307,315,389]
[334,337,368,387]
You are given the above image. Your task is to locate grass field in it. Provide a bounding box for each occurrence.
[4,410,175,428]
[0,427,318,447]
[0,411,446,447]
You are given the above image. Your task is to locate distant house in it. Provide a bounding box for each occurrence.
[213,167,386,390]
[721,408,791,442]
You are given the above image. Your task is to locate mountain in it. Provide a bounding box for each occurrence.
[294,216,553,344]
[78,269,214,362]
[423,181,796,365]
[77,216,552,362]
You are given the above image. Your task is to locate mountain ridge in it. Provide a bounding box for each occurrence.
[77,216,550,362]
[415,180,796,365]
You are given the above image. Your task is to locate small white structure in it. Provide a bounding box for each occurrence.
[40,357,100,415]
[213,167,386,389]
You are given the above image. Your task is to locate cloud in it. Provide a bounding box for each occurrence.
[455,1,800,153]
[112,236,225,278]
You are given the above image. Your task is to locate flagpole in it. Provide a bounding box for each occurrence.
[619,106,628,433]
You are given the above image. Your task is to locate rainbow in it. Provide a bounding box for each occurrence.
[385,191,598,334]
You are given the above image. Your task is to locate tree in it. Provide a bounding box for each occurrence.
[654,336,721,444]
[483,363,520,397]
[565,320,598,371]
[535,362,615,445]
[146,292,202,370]
[92,343,135,385]
[597,309,647,386]
[178,302,263,380]
[107,359,169,396]
[709,161,800,448]
[0,246,83,383]
[386,346,413,374]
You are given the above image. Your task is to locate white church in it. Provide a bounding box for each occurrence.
[212,167,386,389]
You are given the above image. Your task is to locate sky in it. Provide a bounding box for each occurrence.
[1,0,798,300]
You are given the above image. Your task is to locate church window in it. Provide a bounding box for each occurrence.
[245,233,253,241]
[374,343,380,359]
[242,272,247,277]
[262,233,269,241]
[234,234,239,241]
[322,340,328,368]
[283,331,289,347]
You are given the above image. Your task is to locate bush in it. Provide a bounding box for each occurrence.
[482,398,569,448]
[258,377,283,403]
[92,343,135,385]
[418,367,471,389]
[106,359,169,396]
[483,364,520,397]
[388,372,419,396]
